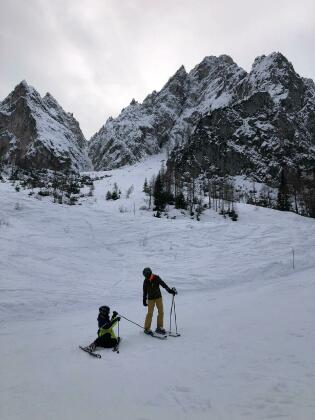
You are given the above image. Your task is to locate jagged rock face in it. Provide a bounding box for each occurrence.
[170,53,315,184]
[88,55,246,170]
[168,55,246,149]
[0,81,91,171]
[88,65,188,170]
[89,51,315,184]
[237,52,306,111]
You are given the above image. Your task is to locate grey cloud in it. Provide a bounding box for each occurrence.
[1,0,314,139]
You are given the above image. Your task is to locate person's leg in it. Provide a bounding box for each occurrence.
[144,299,155,330]
[94,334,118,348]
[100,337,118,348]
[156,298,164,329]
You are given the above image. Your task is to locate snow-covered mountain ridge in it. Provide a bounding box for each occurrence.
[89,52,315,185]
[0,81,91,171]
[88,54,246,169]
[1,52,314,184]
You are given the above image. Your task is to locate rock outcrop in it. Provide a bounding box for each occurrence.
[0,81,91,171]
[171,53,315,183]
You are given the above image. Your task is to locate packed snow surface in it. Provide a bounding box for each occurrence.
[1,154,315,420]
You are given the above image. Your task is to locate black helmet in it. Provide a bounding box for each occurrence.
[99,305,110,315]
[143,267,152,278]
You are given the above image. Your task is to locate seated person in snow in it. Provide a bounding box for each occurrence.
[87,306,120,351]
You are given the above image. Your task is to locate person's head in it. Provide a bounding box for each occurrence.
[143,267,152,278]
[99,305,110,317]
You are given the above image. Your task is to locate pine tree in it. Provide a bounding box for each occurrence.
[143,178,149,193]
[277,169,291,211]
[175,192,187,209]
[153,173,166,212]
[301,169,315,218]
[195,198,204,221]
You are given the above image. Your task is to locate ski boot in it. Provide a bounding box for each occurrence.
[155,327,166,335]
[86,342,96,352]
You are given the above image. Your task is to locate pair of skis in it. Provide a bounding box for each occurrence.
[169,332,181,337]
[79,338,120,358]
[145,330,181,340]
[80,330,181,357]
[79,345,102,358]
[145,331,167,340]
[145,294,180,340]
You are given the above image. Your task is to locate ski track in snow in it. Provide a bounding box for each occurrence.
[0,154,315,420]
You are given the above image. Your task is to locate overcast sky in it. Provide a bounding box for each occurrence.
[1,0,314,139]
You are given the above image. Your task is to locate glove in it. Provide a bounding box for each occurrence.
[112,311,118,317]
[170,287,177,295]
[143,299,148,307]
[115,317,121,322]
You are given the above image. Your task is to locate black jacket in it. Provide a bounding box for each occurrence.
[143,274,172,301]
[97,313,117,329]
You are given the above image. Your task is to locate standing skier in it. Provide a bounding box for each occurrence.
[142,267,177,335]
[86,306,120,352]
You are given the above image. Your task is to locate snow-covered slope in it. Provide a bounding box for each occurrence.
[0,81,91,171]
[1,155,315,419]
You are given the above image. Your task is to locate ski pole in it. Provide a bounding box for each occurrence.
[173,297,178,335]
[118,313,144,330]
[115,320,120,353]
[169,294,180,336]
[169,295,174,333]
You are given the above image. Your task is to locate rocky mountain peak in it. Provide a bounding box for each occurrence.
[189,54,240,81]
[14,79,37,95]
[218,54,235,65]
[155,65,188,108]
[243,52,305,108]
[252,52,290,69]
[250,52,296,86]
[0,81,91,171]
[172,64,187,78]
[1,80,41,111]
